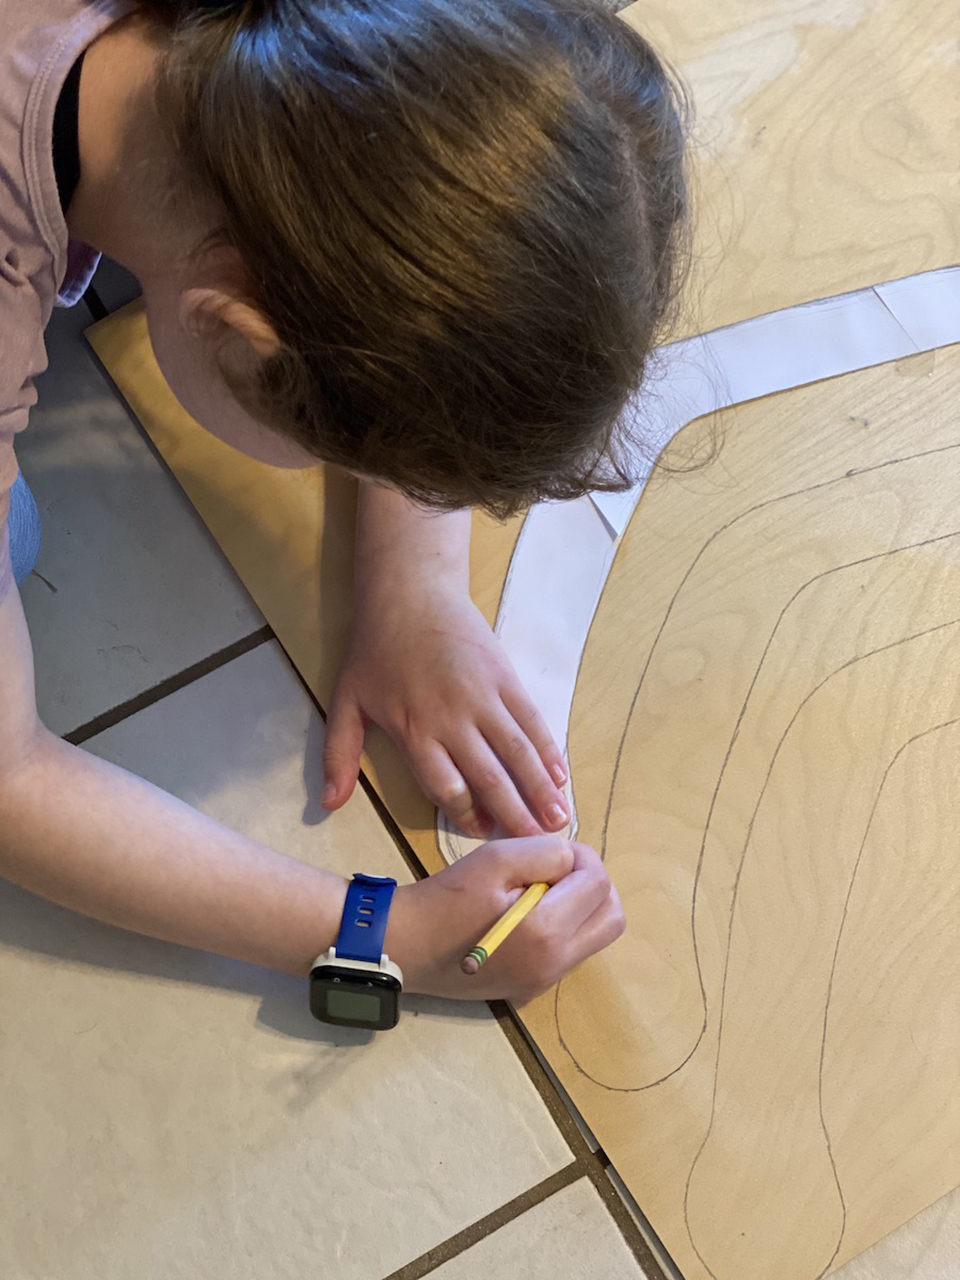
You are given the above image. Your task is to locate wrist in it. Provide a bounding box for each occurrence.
[381,883,430,993]
[299,872,350,972]
[355,484,471,599]
[353,560,467,615]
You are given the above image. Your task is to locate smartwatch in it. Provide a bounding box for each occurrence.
[309,874,403,1030]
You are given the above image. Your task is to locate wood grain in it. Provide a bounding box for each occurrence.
[618,0,960,337]
[521,346,960,1279]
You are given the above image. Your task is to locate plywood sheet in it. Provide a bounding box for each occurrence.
[87,302,518,874]
[520,345,960,1278]
[617,0,960,336]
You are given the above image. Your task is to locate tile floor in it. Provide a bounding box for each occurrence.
[2,273,666,1280]
[4,262,957,1280]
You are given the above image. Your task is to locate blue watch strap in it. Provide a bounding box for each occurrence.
[336,874,397,963]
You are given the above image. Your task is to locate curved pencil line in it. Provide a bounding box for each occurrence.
[558,444,960,1092]
[810,717,960,1280]
[682,626,960,1280]
[598,440,960,859]
[561,528,960,1090]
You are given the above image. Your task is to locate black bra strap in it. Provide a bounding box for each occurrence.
[53,51,85,215]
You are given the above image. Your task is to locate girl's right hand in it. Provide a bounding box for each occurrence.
[384,837,625,1004]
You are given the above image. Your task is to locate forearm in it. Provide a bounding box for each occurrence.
[355,481,471,596]
[0,589,346,974]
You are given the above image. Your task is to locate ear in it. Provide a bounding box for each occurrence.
[179,288,282,359]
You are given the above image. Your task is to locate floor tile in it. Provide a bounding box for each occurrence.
[519,1020,600,1152]
[0,643,572,1280]
[17,302,264,735]
[430,1177,649,1279]
[831,1187,960,1280]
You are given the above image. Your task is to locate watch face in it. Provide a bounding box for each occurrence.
[309,966,402,1030]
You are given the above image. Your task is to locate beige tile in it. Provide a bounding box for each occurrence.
[17,303,263,735]
[522,1026,600,1152]
[0,643,572,1280]
[431,1177,649,1280]
[831,1188,960,1280]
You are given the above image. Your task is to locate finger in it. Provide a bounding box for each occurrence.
[466,834,577,887]
[481,707,569,832]
[407,741,493,840]
[452,732,544,837]
[535,842,614,934]
[489,875,622,1005]
[321,690,365,810]
[501,680,568,788]
[564,881,626,969]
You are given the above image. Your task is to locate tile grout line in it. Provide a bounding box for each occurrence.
[487,1001,597,1158]
[488,1002,673,1280]
[63,625,275,746]
[382,1164,584,1280]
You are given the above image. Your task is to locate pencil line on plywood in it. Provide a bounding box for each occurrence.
[557,440,960,1095]
[680,616,960,1269]
[818,719,959,1279]
[686,706,960,1274]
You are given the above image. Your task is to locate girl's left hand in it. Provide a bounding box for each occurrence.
[320,583,570,839]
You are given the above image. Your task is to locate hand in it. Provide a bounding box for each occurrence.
[322,581,571,838]
[385,837,625,1002]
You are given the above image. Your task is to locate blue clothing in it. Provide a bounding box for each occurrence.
[9,471,42,584]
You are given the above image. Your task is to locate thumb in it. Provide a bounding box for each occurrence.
[322,691,365,810]
[477,835,578,888]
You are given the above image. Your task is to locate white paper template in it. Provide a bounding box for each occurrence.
[438,497,615,863]
[875,266,960,353]
[588,271,957,539]
[438,265,960,862]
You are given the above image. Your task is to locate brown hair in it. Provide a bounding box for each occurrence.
[147,0,688,518]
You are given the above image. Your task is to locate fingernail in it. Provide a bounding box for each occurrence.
[546,802,568,828]
[551,763,567,786]
[322,782,337,806]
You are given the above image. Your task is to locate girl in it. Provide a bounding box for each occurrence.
[0,0,685,1001]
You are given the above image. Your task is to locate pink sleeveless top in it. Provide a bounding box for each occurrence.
[0,0,122,599]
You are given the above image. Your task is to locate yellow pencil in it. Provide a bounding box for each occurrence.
[460,882,549,975]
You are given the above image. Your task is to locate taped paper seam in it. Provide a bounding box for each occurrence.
[438,265,960,862]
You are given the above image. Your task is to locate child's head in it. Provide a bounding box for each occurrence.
[143,0,687,517]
